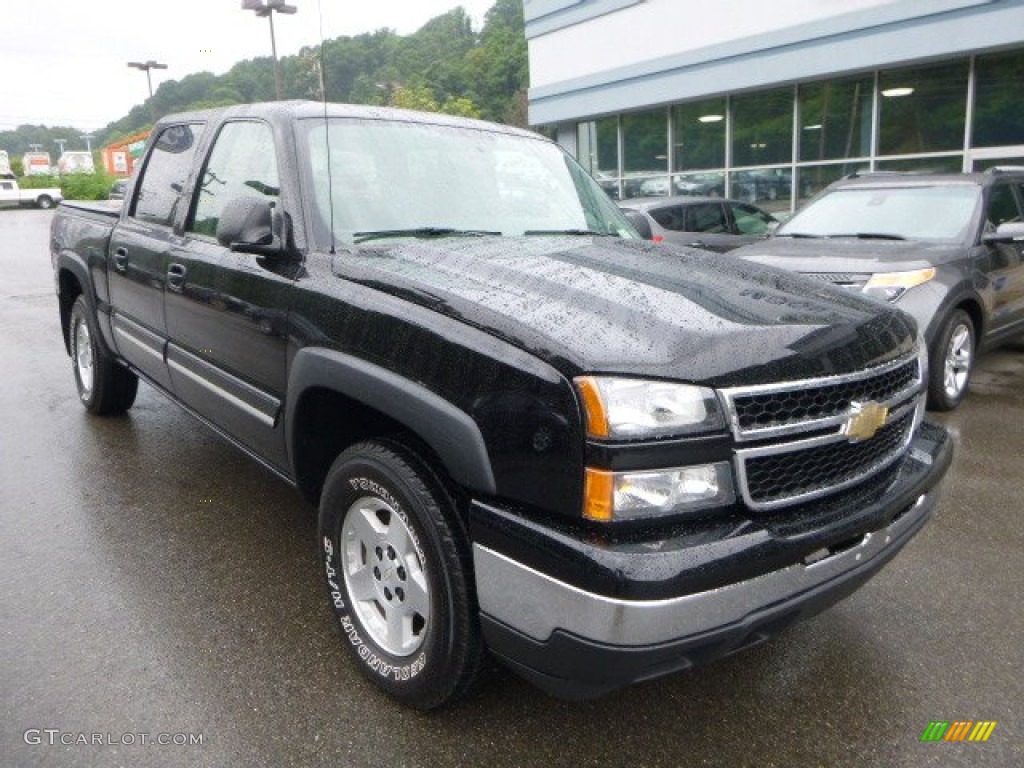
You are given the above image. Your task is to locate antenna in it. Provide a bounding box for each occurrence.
[317,0,336,255]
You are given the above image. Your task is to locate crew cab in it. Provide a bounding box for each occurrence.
[0,178,62,209]
[50,102,951,708]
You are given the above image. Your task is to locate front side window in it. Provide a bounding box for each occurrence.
[731,203,776,235]
[132,123,204,226]
[188,121,280,238]
[985,184,1021,230]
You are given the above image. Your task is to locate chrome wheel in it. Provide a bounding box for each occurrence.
[340,496,429,657]
[74,318,94,396]
[942,322,973,400]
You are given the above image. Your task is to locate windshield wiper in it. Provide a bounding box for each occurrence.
[353,227,499,243]
[523,229,616,237]
[775,232,823,239]
[828,232,907,241]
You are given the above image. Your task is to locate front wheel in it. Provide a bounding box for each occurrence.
[37,195,54,210]
[928,309,975,411]
[318,439,483,710]
[69,296,138,414]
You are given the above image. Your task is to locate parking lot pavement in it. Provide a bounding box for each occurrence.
[2,208,1021,767]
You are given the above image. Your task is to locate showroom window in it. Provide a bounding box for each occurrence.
[621,109,668,199]
[731,88,792,167]
[972,50,1024,149]
[672,98,726,171]
[878,61,968,155]
[798,76,873,162]
[570,47,1024,213]
[796,163,869,204]
[577,117,620,197]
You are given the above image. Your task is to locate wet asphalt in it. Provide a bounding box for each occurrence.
[1,207,1021,768]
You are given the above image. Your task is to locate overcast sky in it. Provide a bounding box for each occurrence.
[0,0,499,136]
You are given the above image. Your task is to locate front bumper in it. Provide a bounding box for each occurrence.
[471,421,951,699]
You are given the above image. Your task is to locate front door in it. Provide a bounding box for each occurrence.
[164,119,294,471]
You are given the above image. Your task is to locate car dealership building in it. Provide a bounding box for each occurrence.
[524,0,1024,212]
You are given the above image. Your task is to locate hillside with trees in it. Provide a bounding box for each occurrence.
[0,0,527,160]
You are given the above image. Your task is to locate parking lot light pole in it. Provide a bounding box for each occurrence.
[128,60,168,121]
[242,0,297,101]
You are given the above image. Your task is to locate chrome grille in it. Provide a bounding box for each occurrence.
[730,357,919,438]
[721,351,923,511]
[740,409,915,508]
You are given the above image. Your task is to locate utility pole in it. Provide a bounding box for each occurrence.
[242,0,297,101]
[54,138,67,156]
[81,135,94,153]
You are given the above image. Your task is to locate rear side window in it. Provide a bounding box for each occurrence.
[686,202,728,233]
[986,184,1021,229]
[131,123,205,227]
[188,120,280,238]
[649,205,686,231]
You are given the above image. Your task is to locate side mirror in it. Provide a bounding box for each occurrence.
[622,210,653,240]
[982,221,1024,245]
[216,196,286,256]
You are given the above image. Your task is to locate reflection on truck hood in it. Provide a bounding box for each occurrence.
[331,236,916,387]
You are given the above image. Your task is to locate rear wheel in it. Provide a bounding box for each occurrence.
[69,295,138,414]
[318,439,483,709]
[928,309,975,411]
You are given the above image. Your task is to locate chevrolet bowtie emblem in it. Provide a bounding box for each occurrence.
[843,400,889,442]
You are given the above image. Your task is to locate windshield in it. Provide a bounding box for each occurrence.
[300,118,636,246]
[779,185,982,241]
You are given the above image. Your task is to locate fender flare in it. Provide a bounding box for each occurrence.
[285,347,496,495]
[55,251,100,354]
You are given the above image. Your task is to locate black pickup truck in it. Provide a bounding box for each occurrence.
[51,102,951,709]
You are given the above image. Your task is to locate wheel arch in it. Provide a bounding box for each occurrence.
[56,255,91,355]
[286,348,496,506]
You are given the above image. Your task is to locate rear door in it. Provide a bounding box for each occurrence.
[108,122,205,389]
[164,119,294,470]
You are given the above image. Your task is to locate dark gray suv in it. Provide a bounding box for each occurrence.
[733,168,1024,410]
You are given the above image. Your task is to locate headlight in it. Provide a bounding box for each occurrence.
[862,268,936,302]
[584,463,735,521]
[575,377,724,439]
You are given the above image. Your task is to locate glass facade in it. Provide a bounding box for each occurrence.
[572,48,1024,213]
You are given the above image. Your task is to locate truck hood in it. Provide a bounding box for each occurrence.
[733,236,964,273]
[331,236,916,388]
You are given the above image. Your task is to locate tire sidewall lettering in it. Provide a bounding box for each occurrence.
[322,475,430,683]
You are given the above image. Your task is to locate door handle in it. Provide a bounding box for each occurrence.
[167,262,187,290]
[688,241,706,248]
[113,247,128,271]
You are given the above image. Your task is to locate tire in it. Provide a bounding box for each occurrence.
[37,195,54,210]
[69,295,138,415]
[318,439,483,710]
[927,309,975,411]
